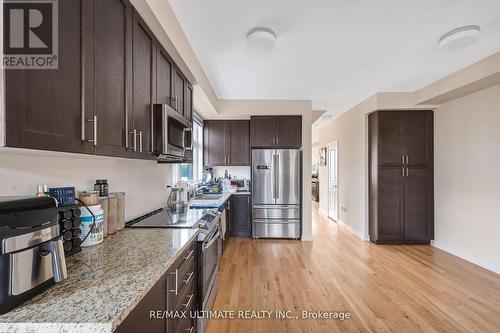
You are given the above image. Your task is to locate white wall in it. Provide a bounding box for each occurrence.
[318,100,370,240]
[0,149,174,221]
[433,84,500,273]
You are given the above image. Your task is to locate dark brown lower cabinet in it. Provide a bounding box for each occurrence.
[369,110,434,244]
[230,195,251,238]
[115,240,197,333]
[114,273,167,333]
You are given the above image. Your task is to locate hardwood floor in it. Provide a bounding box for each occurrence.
[206,202,500,333]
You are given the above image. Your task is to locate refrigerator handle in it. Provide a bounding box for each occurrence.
[275,154,280,200]
[272,154,276,200]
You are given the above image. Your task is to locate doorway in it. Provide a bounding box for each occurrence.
[328,141,339,222]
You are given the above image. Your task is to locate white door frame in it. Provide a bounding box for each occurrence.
[327,141,339,222]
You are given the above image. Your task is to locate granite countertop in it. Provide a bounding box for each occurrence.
[0,228,198,333]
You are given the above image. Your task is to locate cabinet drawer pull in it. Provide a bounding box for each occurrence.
[182,293,194,310]
[406,167,409,177]
[402,168,405,177]
[168,269,178,295]
[183,271,194,285]
[184,249,194,262]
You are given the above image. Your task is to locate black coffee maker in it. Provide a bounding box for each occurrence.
[0,196,68,314]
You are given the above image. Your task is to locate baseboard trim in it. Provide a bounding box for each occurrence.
[336,220,369,241]
[431,241,500,275]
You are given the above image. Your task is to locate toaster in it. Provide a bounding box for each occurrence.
[0,196,68,314]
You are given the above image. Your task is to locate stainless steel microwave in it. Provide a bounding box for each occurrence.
[153,104,192,163]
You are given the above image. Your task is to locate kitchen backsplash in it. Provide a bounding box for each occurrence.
[212,166,250,179]
[0,149,176,221]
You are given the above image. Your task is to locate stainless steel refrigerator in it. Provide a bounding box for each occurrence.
[252,149,302,239]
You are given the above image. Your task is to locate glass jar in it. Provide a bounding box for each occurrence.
[99,196,109,238]
[79,191,100,206]
[107,193,118,235]
[114,192,126,231]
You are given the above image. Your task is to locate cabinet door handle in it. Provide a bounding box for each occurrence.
[406,155,409,164]
[83,116,97,146]
[139,131,143,153]
[401,154,405,164]
[406,168,409,177]
[402,168,405,177]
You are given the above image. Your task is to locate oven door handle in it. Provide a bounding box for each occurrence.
[202,230,220,252]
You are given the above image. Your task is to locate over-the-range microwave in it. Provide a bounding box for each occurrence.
[153,104,192,163]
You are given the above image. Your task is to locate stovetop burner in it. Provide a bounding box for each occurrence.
[126,208,221,241]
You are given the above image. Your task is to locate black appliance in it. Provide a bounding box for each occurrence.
[153,104,192,163]
[127,208,222,333]
[0,197,68,314]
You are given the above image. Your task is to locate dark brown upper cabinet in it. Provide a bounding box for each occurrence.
[369,110,434,245]
[185,83,194,122]
[203,120,250,166]
[250,116,302,148]
[131,9,156,160]
[4,0,194,162]
[228,120,250,165]
[402,111,433,166]
[5,0,94,154]
[377,111,433,167]
[156,44,173,107]
[173,67,185,116]
[93,0,133,158]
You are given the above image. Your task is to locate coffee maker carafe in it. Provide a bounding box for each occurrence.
[0,197,68,314]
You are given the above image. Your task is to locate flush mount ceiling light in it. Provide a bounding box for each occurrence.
[439,25,481,50]
[246,27,277,51]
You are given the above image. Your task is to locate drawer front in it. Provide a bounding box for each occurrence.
[252,221,300,238]
[168,277,196,333]
[252,206,300,219]
[167,241,197,311]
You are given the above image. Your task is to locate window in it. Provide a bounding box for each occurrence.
[173,116,203,183]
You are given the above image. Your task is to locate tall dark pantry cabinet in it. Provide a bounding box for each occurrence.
[369,111,434,244]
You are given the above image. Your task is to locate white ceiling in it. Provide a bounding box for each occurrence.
[169,0,500,115]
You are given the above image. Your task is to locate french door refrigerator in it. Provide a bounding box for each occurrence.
[252,149,302,239]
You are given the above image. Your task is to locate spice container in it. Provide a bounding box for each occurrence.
[100,196,109,237]
[79,191,100,206]
[115,192,125,231]
[108,193,118,235]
